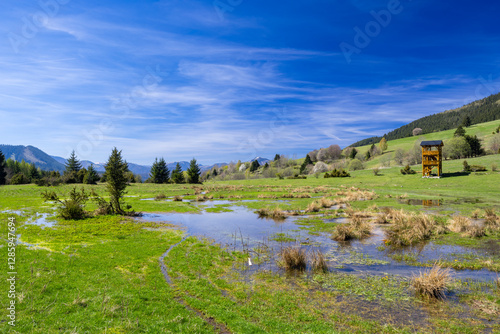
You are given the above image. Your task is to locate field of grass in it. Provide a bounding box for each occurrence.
[1,125,500,332]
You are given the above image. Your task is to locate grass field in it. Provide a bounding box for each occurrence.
[1,125,500,333]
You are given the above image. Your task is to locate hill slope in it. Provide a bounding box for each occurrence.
[351,92,500,147]
[0,145,65,172]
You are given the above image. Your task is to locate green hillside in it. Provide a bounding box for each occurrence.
[352,91,500,147]
[355,119,500,169]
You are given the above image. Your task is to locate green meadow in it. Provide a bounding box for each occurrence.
[1,123,500,333]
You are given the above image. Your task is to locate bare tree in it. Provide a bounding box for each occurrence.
[412,128,423,136]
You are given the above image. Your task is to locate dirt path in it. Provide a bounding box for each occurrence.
[159,237,232,334]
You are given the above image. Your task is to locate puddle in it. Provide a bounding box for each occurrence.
[26,213,56,228]
[136,203,499,281]
[398,199,442,206]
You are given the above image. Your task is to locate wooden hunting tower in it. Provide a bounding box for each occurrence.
[420,140,443,177]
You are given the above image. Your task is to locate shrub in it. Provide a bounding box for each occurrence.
[10,173,30,185]
[469,165,487,172]
[400,165,417,175]
[279,247,306,271]
[411,265,451,300]
[348,159,364,171]
[492,163,498,172]
[372,167,380,176]
[324,169,350,178]
[42,187,89,220]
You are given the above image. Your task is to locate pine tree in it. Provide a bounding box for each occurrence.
[65,150,82,174]
[454,126,466,137]
[274,154,280,161]
[300,154,313,174]
[249,160,260,172]
[349,148,358,159]
[462,116,472,127]
[0,150,7,185]
[105,148,129,214]
[171,163,185,184]
[150,157,170,183]
[28,163,40,181]
[83,164,100,185]
[365,150,371,160]
[379,137,388,152]
[187,158,201,184]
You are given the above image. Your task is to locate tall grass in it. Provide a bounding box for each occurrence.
[331,216,372,241]
[385,211,437,247]
[256,207,287,220]
[411,264,451,300]
[310,249,328,273]
[279,247,307,271]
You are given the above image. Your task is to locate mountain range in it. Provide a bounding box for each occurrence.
[0,144,269,180]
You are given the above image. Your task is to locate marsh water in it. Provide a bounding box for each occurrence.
[134,200,499,281]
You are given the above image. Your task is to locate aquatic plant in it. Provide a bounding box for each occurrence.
[310,249,328,273]
[331,216,372,241]
[279,246,306,271]
[385,212,436,247]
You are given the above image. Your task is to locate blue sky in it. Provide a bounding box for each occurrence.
[1,0,500,165]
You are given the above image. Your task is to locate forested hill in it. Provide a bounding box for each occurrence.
[351,91,500,147]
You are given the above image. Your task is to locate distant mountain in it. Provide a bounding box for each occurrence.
[0,145,65,172]
[251,157,271,165]
[2,144,261,180]
[350,91,500,147]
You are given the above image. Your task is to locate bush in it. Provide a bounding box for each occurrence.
[348,159,363,171]
[42,187,89,220]
[35,176,62,187]
[400,165,417,175]
[372,167,380,176]
[470,165,487,172]
[324,169,350,178]
[10,173,30,185]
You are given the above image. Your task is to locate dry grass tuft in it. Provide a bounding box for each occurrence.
[256,207,286,220]
[464,225,486,238]
[172,195,183,201]
[471,209,482,219]
[412,264,451,300]
[449,216,472,233]
[331,216,372,241]
[310,249,328,273]
[319,197,335,208]
[385,211,436,247]
[305,201,322,213]
[154,193,167,200]
[196,195,208,202]
[279,247,306,271]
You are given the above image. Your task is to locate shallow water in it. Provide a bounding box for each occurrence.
[137,203,499,281]
[26,213,56,228]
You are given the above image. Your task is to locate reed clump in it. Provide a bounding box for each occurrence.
[172,195,183,201]
[256,207,287,220]
[279,247,307,271]
[411,264,451,300]
[310,249,328,273]
[331,216,372,241]
[385,212,436,247]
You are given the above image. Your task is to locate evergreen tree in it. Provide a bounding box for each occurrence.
[28,163,40,181]
[0,150,7,185]
[263,162,269,169]
[104,148,129,214]
[171,163,185,184]
[212,167,218,177]
[454,126,466,137]
[462,116,472,127]
[349,148,358,159]
[186,158,201,184]
[464,135,484,157]
[83,164,100,185]
[365,150,371,160]
[300,154,313,174]
[65,150,82,173]
[249,160,260,172]
[150,157,170,183]
[274,154,280,161]
[379,137,388,152]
